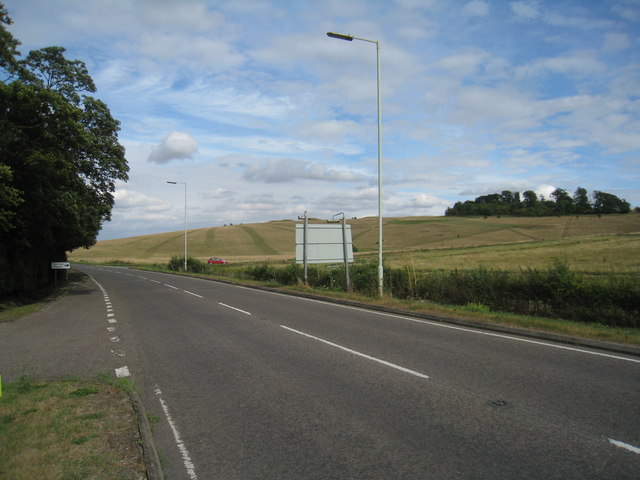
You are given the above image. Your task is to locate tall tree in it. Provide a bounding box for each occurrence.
[0,4,128,297]
[551,188,574,214]
[573,187,591,214]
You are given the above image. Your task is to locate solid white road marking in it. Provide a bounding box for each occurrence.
[108,318,117,324]
[217,302,252,316]
[115,366,130,377]
[281,325,429,379]
[154,386,198,480]
[609,438,640,454]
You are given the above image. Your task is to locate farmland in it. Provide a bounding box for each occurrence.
[70,214,640,274]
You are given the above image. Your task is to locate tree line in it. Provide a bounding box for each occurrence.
[445,187,632,217]
[1,3,128,298]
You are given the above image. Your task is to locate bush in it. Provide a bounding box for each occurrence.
[168,256,206,273]
[411,260,639,328]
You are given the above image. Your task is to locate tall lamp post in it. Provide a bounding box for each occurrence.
[166,181,187,271]
[327,31,384,297]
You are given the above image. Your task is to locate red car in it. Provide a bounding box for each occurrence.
[207,257,228,264]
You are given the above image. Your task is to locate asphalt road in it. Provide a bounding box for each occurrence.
[2,265,639,479]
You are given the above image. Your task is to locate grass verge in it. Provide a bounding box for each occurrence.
[0,375,145,480]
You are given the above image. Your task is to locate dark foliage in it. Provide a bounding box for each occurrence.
[445,187,631,217]
[0,4,128,298]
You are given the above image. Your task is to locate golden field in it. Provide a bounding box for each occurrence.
[69,214,640,273]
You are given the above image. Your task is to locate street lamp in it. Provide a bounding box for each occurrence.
[327,31,384,297]
[166,181,187,271]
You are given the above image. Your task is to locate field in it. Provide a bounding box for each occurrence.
[70,214,640,273]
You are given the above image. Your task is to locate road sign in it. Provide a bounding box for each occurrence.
[295,224,353,264]
[51,262,70,269]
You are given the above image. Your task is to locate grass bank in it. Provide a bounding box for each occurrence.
[0,376,145,480]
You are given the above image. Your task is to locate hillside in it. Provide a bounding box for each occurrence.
[68,214,640,272]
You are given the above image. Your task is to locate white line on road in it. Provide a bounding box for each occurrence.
[609,438,640,454]
[108,318,117,324]
[115,366,130,377]
[281,325,430,379]
[184,290,203,298]
[149,279,161,284]
[164,284,179,289]
[285,295,640,364]
[217,301,252,315]
[154,386,198,480]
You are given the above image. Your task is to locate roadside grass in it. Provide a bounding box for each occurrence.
[0,375,145,480]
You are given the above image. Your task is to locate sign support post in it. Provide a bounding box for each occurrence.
[297,211,309,285]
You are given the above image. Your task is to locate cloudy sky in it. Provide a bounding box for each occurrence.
[5,0,639,240]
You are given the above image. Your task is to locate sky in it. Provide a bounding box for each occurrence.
[4,0,640,240]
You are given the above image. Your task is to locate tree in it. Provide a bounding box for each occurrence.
[593,191,630,214]
[573,187,591,214]
[522,190,538,209]
[551,188,574,215]
[0,3,20,77]
[0,3,128,297]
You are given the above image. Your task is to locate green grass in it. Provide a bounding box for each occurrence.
[0,376,145,480]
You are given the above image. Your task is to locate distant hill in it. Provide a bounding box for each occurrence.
[68,214,640,265]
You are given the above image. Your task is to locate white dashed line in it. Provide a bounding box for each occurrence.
[115,366,130,378]
[281,325,430,379]
[164,284,179,289]
[184,290,203,298]
[217,302,252,315]
[609,438,640,454]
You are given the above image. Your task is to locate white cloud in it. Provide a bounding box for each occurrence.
[242,158,367,183]
[463,0,489,17]
[602,32,632,52]
[148,131,199,164]
[510,1,540,19]
[536,184,556,199]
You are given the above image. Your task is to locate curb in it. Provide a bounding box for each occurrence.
[130,390,164,480]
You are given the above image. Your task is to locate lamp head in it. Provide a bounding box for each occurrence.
[327,32,353,41]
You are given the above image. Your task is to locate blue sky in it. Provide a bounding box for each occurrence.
[5,0,639,240]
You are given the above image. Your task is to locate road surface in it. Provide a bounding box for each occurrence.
[2,264,639,479]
